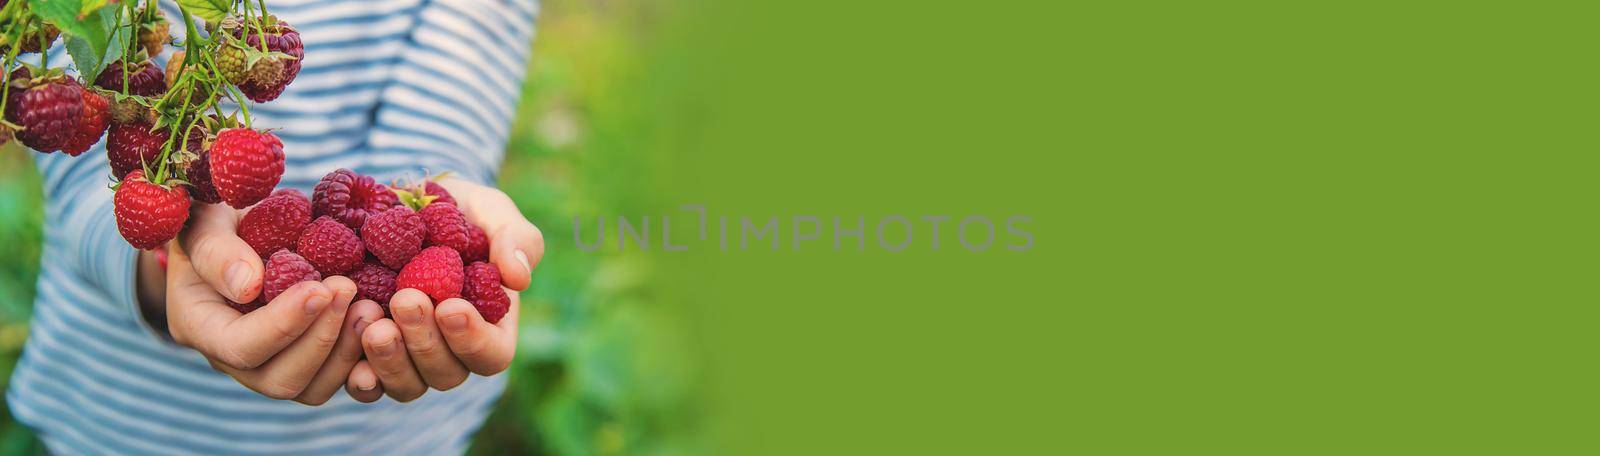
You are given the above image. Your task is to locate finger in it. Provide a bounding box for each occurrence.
[488,218,544,291]
[389,289,469,391]
[441,180,544,291]
[210,280,334,370]
[164,240,230,350]
[296,284,380,405]
[222,277,353,401]
[179,204,261,303]
[436,292,518,376]
[362,319,427,402]
[345,360,385,403]
[165,242,332,370]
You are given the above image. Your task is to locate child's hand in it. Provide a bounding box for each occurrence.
[344,178,544,403]
[163,204,382,405]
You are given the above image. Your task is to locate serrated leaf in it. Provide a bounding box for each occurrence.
[101,8,130,66]
[63,36,97,77]
[176,0,230,25]
[31,0,120,81]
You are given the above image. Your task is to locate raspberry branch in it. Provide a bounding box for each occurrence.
[2,0,302,249]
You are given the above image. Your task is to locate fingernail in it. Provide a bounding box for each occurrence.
[353,317,374,337]
[304,292,331,315]
[395,303,422,326]
[373,339,396,357]
[226,261,251,299]
[515,249,531,275]
[441,314,468,333]
[357,378,377,391]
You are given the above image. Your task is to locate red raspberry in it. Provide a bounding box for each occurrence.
[184,150,222,204]
[424,181,456,206]
[362,206,426,270]
[238,189,312,257]
[421,202,472,255]
[263,249,320,303]
[107,120,168,180]
[93,60,167,97]
[6,78,83,152]
[59,85,110,156]
[210,128,285,209]
[351,261,398,306]
[396,246,463,302]
[229,18,302,102]
[296,216,364,277]
[462,262,509,324]
[178,125,219,203]
[463,224,490,263]
[312,169,398,229]
[114,170,190,250]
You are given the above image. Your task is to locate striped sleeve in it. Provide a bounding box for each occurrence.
[366,0,540,185]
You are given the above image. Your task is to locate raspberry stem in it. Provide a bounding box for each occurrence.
[120,3,131,93]
[254,0,271,53]
[0,15,25,117]
[119,2,134,66]
[225,82,253,129]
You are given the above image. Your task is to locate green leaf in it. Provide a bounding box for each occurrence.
[30,0,120,82]
[63,36,97,78]
[101,10,130,67]
[176,0,230,25]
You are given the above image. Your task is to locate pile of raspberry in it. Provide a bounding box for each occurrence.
[237,169,508,323]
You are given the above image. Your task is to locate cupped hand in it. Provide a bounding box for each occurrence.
[345,178,543,403]
[165,203,384,405]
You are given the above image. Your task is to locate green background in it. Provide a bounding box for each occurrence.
[2,0,1592,455]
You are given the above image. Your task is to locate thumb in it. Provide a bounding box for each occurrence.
[180,203,263,303]
[440,180,544,291]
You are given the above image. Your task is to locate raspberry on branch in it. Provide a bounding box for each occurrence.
[184,150,223,204]
[107,120,168,180]
[1,1,310,251]
[210,128,285,209]
[5,70,84,153]
[114,170,190,250]
[59,85,109,156]
[94,60,167,98]
[222,16,302,102]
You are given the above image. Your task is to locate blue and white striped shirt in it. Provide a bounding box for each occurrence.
[7,1,538,454]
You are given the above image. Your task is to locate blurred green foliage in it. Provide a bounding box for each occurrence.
[0,0,699,454]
